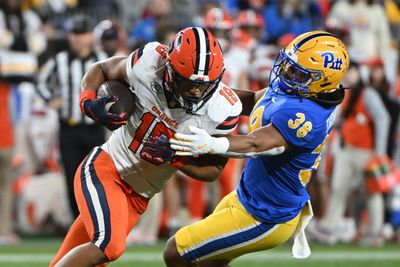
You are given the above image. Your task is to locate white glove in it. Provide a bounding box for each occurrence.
[170,126,229,156]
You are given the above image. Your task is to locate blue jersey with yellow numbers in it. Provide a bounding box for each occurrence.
[236,84,337,224]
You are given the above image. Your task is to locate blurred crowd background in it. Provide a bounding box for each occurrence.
[1,0,400,250]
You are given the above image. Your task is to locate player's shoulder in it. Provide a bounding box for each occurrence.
[273,95,327,126]
[270,95,335,145]
[126,42,167,70]
[206,82,242,134]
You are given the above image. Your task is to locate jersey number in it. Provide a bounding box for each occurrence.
[288,112,313,138]
[155,44,168,58]
[249,106,265,132]
[129,113,175,162]
[219,86,238,105]
[298,134,329,185]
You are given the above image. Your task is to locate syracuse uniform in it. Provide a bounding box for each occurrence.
[50,39,242,265]
[174,81,337,262]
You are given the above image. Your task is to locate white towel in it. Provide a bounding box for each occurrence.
[292,201,314,259]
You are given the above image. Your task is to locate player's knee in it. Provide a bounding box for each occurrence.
[104,242,126,262]
[163,237,182,266]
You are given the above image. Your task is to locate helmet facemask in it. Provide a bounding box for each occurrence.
[166,62,224,114]
[270,50,323,97]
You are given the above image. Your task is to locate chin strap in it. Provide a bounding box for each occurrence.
[308,85,346,108]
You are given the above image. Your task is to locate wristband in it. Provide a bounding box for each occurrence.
[79,90,96,113]
[211,137,230,154]
[171,156,185,168]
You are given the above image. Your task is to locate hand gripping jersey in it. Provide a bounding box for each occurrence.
[102,42,242,198]
[237,81,337,223]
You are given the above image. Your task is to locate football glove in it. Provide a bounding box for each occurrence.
[170,126,285,157]
[141,135,175,165]
[81,95,128,130]
[170,126,229,156]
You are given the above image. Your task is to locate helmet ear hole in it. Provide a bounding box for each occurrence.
[320,82,332,88]
[168,42,174,55]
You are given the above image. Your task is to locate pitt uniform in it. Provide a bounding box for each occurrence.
[238,83,337,224]
[72,42,241,261]
[175,81,337,262]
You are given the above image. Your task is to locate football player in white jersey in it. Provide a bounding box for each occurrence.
[49,27,242,267]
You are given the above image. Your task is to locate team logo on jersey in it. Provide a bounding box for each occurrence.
[321,52,343,70]
[150,82,163,94]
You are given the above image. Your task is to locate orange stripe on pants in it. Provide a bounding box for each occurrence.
[50,147,149,265]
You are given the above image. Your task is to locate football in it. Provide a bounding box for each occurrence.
[97,80,135,117]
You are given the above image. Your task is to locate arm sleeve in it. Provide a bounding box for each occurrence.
[363,88,390,155]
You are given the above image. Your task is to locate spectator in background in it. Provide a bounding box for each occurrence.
[0,81,16,245]
[74,0,118,22]
[170,0,199,28]
[367,57,400,158]
[93,20,127,57]
[36,14,107,219]
[248,45,275,91]
[385,0,400,47]
[233,9,265,50]
[0,0,46,244]
[129,0,172,50]
[327,0,394,82]
[316,62,390,246]
[0,0,47,173]
[262,0,322,43]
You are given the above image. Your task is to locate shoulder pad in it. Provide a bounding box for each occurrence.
[127,42,164,69]
[208,83,242,134]
[270,104,321,148]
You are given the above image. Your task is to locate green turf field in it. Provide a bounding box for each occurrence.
[1,238,400,267]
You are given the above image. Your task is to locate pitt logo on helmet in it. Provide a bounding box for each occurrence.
[321,52,343,70]
[269,30,350,97]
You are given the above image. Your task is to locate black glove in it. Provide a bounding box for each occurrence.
[141,135,175,165]
[82,96,128,130]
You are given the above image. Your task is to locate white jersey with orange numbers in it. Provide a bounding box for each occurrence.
[101,42,242,198]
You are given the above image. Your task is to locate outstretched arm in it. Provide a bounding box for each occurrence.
[141,135,228,182]
[170,124,288,157]
[176,155,228,182]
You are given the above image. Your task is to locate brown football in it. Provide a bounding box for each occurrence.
[96,80,135,117]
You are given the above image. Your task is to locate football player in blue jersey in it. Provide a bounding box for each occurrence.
[163,31,350,266]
